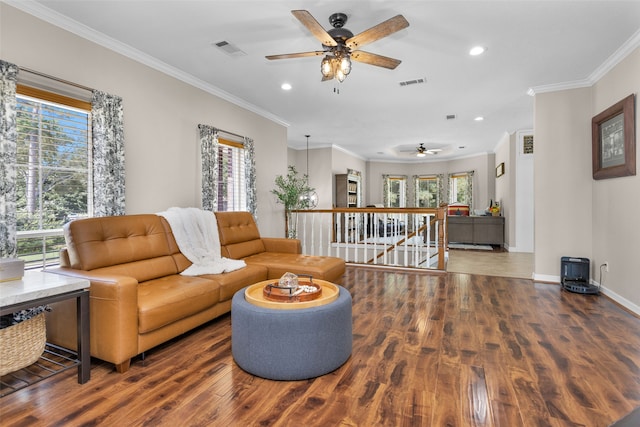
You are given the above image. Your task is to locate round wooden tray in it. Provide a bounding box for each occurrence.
[245,279,339,310]
[263,280,321,302]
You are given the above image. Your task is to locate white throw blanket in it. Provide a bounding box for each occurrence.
[157,207,245,276]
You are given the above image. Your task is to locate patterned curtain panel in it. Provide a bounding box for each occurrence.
[199,124,218,211]
[468,171,474,212]
[436,173,449,206]
[244,137,257,218]
[92,90,125,216]
[382,174,390,206]
[0,60,19,257]
[437,173,447,206]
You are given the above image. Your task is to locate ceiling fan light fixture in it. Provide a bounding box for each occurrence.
[416,151,426,157]
[339,54,351,75]
[321,55,334,77]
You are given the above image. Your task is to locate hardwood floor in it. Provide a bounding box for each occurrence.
[1,267,639,426]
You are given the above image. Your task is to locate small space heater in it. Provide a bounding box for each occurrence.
[560,256,599,295]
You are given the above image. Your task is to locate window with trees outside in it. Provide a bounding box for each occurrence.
[15,86,91,269]
[216,138,246,212]
[449,172,473,208]
[385,176,407,208]
[415,175,440,208]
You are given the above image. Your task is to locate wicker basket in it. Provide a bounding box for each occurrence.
[0,312,46,376]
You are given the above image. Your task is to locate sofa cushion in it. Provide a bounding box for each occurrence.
[199,264,268,301]
[91,256,179,284]
[64,214,175,275]
[243,253,345,285]
[215,211,266,257]
[137,275,221,334]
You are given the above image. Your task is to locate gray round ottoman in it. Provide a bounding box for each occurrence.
[231,285,352,380]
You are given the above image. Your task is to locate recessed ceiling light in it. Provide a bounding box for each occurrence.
[469,46,487,56]
[474,116,484,121]
[281,83,292,90]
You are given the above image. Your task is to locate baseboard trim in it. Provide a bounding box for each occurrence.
[533,274,640,316]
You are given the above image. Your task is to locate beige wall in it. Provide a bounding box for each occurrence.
[534,46,639,311]
[367,154,495,210]
[591,47,640,310]
[534,88,593,279]
[289,146,367,208]
[1,4,289,237]
[331,147,367,206]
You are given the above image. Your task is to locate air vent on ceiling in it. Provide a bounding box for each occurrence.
[399,77,426,87]
[446,114,456,120]
[213,40,246,57]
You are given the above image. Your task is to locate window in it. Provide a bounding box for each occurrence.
[415,175,440,208]
[216,138,246,212]
[384,176,407,208]
[449,172,473,208]
[15,86,91,268]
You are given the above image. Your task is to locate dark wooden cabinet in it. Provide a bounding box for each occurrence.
[448,216,504,245]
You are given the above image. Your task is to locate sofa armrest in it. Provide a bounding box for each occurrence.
[262,238,301,254]
[46,268,139,366]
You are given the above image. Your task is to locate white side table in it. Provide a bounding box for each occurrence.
[0,270,90,384]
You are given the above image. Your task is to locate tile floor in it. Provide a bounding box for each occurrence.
[446,249,534,279]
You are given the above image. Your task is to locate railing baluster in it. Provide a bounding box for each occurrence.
[292,206,447,271]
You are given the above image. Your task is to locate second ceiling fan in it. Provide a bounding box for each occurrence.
[266,10,409,82]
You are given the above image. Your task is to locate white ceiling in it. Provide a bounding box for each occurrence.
[15,1,640,161]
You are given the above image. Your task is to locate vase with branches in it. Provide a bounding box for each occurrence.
[271,165,315,238]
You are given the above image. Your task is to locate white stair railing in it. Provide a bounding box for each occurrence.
[289,207,447,270]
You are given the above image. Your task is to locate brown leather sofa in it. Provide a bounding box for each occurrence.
[47,211,345,373]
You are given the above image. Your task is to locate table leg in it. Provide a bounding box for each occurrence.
[76,290,90,383]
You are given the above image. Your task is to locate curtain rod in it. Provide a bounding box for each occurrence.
[216,128,245,140]
[19,66,95,93]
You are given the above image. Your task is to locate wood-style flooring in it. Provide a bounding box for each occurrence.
[1,266,639,426]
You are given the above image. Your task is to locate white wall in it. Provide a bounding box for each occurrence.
[514,131,534,253]
[494,132,512,246]
[1,4,289,238]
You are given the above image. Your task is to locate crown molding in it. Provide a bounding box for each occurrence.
[528,28,640,96]
[332,144,368,162]
[4,0,290,128]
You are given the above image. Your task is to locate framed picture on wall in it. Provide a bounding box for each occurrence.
[496,162,505,177]
[592,94,636,180]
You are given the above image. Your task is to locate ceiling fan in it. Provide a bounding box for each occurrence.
[266,10,409,82]
[415,143,442,157]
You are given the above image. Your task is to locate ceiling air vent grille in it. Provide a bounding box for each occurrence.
[213,40,246,57]
[399,78,426,87]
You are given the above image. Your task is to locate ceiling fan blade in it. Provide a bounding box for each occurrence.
[351,51,402,69]
[292,10,337,47]
[266,51,326,60]
[346,15,409,50]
